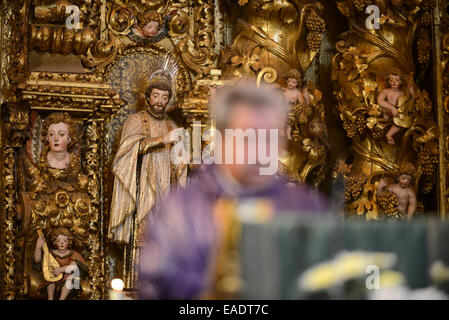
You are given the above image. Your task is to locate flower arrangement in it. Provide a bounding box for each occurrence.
[297,251,449,300]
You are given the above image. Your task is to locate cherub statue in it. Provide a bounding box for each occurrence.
[34,227,87,300]
[282,69,311,106]
[127,9,172,43]
[281,69,312,141]
[377,68,415,144]
[132,10,160,39]
[377,162,417,220]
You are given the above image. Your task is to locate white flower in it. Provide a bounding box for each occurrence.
[298,251,398,292]
[369,286,448,300]
[430,261,449,284]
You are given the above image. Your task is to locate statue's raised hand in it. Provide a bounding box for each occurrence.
[163,128,184,145]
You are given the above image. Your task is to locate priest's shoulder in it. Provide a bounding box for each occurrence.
[280,182,330,213]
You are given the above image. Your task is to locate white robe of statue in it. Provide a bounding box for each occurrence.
[108,110,187,243]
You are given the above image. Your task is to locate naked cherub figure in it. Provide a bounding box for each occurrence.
[377,68,414,144]
[282,69,311,141]
[377,162,417,220]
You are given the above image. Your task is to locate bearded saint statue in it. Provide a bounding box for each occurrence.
[108,70,187,245]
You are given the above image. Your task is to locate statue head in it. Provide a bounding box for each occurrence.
[396,162,416,188]
[51,227,73,250]
[284,69,302,89]
[385,68,406,90]
[138,10,160,38]
[42,112,76,153]
[145,71,173,118]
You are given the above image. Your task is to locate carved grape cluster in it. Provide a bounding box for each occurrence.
[353,0,369,11]
[417,36,431,65]
[420,11,432,26]
[292,103,313,124]
[355,115,366,135]
[337,3,353,18]
[343,176,364,202]
[307,31,323,52]
[377,190,401,219]
[417,148,438,176]
[422,178,434,194]
[372,126,385,140]
[343,120,357,138]
[342,115,366,138]
[306,11,326,32]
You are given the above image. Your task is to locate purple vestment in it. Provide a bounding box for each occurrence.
[138,165,330,299]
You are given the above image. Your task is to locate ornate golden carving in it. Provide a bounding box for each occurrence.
[279,77,329,185]
[0,0,446,301]
[84,119,104,299]
[82,0,216,75]
[220,1,326,80]
[18,72,124,113]
[33,0,80,24]
[30,25,95,55]
[1,0,27,104]
[217,1,329,186]
[12,112,101,299]
[175,0,216,76]
[438,0,449,217]
[331,0,438,219]
[1,105,31,300]
[2,146,18,300]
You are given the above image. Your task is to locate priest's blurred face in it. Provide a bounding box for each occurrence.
[47,122,71,153]
[213,83,288,188]
[148,88,170,114]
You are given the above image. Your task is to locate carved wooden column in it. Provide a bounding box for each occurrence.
[2,145,17,300]
[1,106,29,300]
[85,118,104,299]
[435,0,449,219]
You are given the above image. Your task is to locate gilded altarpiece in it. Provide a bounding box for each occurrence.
[437,0,449,218]
[0,0,448,300]
[331,0,440,220]
[0,0,217,299]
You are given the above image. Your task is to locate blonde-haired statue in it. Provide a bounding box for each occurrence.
[377,68,415,144]
[34,227,87,300]
[281,69,312,141]
[282,69,311,106]
[18,112,92,299]
[39,112,79,173]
